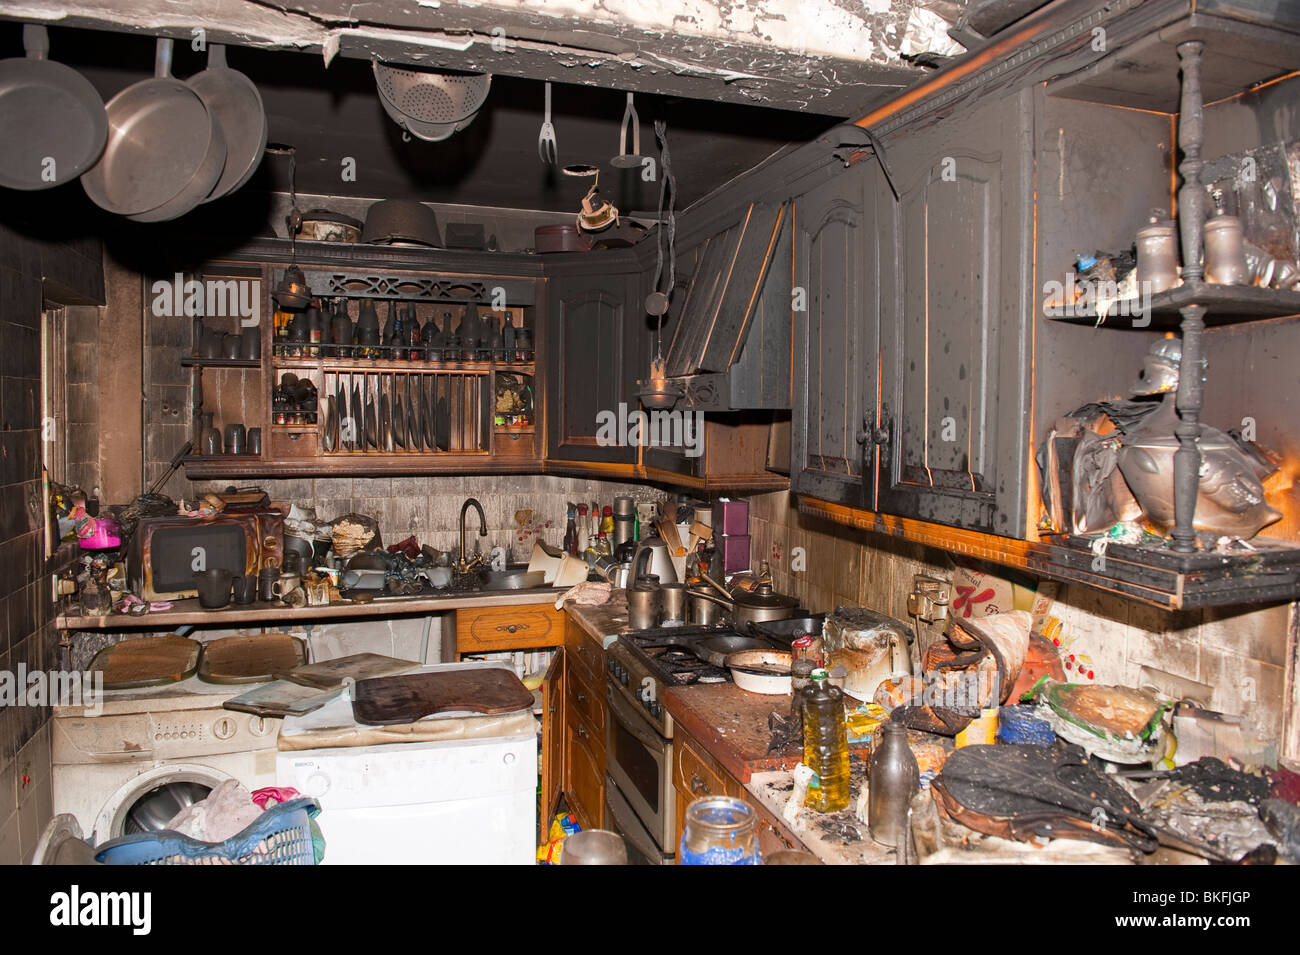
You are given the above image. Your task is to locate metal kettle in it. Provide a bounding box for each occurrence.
[631,536,679,585]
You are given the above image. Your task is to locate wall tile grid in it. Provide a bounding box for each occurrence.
[748,490,1297,752]
[184,474,669,565]
[0,222,102,862]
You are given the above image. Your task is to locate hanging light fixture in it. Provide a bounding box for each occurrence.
[564,163,619,233]
[637,119,681,411]
[271,145,310,310]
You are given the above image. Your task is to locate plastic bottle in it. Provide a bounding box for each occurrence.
[801,668,850,813]
[601,505,615,539]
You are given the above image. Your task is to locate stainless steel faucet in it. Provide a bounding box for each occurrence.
[458,498,488,573]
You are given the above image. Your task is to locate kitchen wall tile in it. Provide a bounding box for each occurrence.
[16,772,50,865]
[0,811,18,866]
[0,757,15,826]
[1200,602,1291,669]
[830,531,863,602]
[1198,647,1286,739]
[1049,584,1134,685]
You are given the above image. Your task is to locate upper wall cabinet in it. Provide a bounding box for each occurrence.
[873,91,1035,538]
[789,161,880,510]
[544,255,641,466]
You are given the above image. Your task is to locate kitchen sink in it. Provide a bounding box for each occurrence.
[480,568,549,591]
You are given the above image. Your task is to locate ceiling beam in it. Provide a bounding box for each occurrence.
[1,0,936,115]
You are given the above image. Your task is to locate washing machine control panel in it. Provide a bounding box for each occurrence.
[147,708,279,757]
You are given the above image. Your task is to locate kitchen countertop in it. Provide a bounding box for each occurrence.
[58,587,571,631]
[663,682,898,865]
[558,591,629,650]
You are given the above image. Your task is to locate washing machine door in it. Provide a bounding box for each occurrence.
[95,763,236,841]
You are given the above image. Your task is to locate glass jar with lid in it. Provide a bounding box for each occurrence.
[679,795,761,865]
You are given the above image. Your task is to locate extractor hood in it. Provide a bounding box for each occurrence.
[661,200,791,412]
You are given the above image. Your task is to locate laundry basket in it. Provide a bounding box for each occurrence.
[94,798,320,866]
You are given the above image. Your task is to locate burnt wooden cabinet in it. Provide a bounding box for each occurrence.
[790,160,881,510]
[562,613,607,830]
[543,257,641,466]
[540,649,565,842]
[873,91,1035,537]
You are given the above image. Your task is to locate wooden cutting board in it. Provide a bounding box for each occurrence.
[197,633,307,684]
[352,669,534,725]
[89,634,202,690]
[280,653,421,690]
[223,680,342,718]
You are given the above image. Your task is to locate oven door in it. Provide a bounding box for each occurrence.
[605,776,672,864]
[605,682,674,855]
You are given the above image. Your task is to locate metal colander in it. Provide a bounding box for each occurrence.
[372,60,491,125]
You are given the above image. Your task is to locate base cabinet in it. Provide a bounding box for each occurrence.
[671,725,801,863]
[562,614,608,831]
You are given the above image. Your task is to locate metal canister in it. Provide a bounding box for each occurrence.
[1204,214,1249,285]
[1136,219,1179,294]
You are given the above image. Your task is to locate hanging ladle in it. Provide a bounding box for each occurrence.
[611,92,644,168]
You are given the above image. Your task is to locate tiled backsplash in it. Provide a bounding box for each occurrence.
[748,489,1298,757]
[0,221,103,863]
[186,474,668,563]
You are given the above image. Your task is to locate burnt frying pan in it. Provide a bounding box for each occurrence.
[188,44,267,202]
[82,38,226,221]
[0,25,107,191]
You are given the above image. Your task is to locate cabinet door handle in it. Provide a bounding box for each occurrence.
[495,623,531,634]
[690,773,711,795]
[576,723,589,740]
[856,412,890,447]
[575,690,587,703]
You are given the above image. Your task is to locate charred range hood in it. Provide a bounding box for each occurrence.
[662,201,792,412]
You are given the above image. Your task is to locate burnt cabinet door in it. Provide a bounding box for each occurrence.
[790,162,880,509]
[875,92,1033,537]
[545,266,638,464]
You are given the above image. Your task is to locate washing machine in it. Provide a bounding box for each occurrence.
[52,678,280,843]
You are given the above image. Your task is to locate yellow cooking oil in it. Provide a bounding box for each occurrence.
[802,669,850,812]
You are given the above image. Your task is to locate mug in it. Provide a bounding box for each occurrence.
[272,573,302,601]
[257,565,280,602]
[232,574,257,605]
[194,568,233,609]
[224,423,246,455]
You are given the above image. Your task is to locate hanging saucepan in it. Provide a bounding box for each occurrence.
[187,43,267,202]
[82,38,225,222]
[0,25,107,191]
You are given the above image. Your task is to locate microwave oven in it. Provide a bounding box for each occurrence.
[127,510,284,601]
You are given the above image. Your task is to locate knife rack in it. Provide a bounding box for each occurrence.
[321,368,491,454]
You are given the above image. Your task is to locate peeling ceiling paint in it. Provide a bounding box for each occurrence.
[0,0,964,115]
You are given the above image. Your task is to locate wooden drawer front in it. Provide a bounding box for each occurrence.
[565,698,605,829]
[566,661,606,737]
[673,736,734,803]
[457,604,562,653]
[564,618,605,688]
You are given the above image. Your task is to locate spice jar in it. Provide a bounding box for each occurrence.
[679,796,760,865]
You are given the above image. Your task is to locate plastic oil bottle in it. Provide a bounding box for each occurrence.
[802,668,850,812]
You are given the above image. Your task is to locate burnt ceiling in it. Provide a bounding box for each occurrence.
[0,23,838,215]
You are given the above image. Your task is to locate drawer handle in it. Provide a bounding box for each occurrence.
[495,623,531,634]
[690,773,711,796]
[575,690,587,703]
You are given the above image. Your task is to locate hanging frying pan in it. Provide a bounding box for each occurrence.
[187,43,267,202]
[82,38,225,221]
[0,25,107,191]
